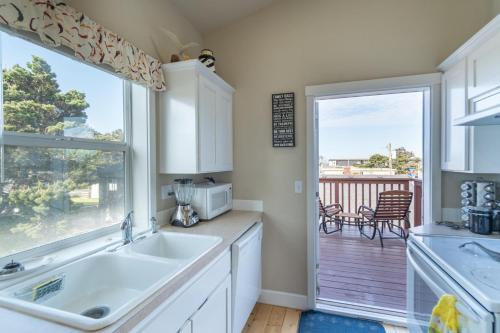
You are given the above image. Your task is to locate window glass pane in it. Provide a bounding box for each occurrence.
[0,146,125,257]
[1,31,124,141]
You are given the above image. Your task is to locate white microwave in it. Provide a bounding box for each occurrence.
[192,183,232,220]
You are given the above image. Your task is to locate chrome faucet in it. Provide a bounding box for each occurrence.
[150,217,159,233]
[121,211,134,245]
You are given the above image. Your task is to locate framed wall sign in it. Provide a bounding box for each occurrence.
[272,92,295,147]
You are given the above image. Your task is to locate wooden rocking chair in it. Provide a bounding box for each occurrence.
[319,199,343,234]
[357,190,413,247]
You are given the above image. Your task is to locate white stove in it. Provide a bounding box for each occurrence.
[413,235,500,312]
[407,234,500,333]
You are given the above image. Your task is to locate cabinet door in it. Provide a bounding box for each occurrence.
[215,89,233,171]
[442,59,469,171]
[468,30,500,99]
[191,275,231,333]
[198,76,217,172]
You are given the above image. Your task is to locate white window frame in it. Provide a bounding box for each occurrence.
[0,28,157,262]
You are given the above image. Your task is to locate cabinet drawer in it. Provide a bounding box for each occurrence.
[133,251,231,333]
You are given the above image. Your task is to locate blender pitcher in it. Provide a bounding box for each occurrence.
[170,179,199,227]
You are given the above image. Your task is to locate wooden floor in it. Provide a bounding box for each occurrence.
[242,303,301,333]
[319,224,407,311]
[243,303,408,333]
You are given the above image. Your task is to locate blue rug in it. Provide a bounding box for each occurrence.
[299,311,386,333]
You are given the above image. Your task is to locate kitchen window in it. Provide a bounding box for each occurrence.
[0,30,154,258]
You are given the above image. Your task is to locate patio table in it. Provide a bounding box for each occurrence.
[336,212,363,230]
[321,212,363,234]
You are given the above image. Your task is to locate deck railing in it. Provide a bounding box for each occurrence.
[319,176,422,227]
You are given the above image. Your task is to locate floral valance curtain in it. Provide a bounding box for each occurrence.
[0,0,166,91]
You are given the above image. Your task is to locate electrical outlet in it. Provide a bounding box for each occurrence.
[294,180,303,194]
[161,185,174,200]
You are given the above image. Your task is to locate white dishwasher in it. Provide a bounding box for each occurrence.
[231,222,263,333]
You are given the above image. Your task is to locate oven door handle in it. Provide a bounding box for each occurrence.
[407,245,489,323]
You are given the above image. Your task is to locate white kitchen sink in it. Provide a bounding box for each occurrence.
[126,231,222,261]
[0,253,181,330]
[0,231,222,330]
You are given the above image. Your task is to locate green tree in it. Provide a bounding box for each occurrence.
[360,154,389,168]
[394,147,421,175]
[2,56,89,134]
[0,56,123,239]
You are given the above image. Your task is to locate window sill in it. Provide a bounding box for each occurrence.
[0,230,126,289]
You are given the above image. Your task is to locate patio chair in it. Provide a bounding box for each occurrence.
[319,199,343,234]
[357,190,413,247]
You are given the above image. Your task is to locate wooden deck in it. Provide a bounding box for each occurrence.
[318,225,407,311]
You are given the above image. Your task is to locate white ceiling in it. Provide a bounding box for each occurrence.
[170,0,281,34]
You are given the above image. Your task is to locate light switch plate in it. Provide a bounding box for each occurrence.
[294,180,303,194]
[161,184,173,200]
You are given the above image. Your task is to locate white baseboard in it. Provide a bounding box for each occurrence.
[442,207,460,222]
[259,289,308,310]
[233,199,264,212]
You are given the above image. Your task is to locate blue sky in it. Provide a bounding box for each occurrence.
[1,31,123,134]
[318,92,423,160]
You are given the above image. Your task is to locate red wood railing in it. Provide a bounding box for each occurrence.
[319,176,422,227]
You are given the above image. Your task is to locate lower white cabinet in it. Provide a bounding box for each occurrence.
[133,252,231,333]
[191,275,231,333]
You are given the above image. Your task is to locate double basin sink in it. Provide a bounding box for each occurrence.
[0,231,222,330]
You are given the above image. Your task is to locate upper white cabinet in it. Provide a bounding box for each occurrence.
[159,60,235,174]
[441,59,469,171]
[467,30,500,100]
[438,14,500,173]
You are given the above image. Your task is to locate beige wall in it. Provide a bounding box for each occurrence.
[494,0,500,16]
[205,0,492,295]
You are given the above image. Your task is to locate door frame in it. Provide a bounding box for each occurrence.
[305,73,442,323]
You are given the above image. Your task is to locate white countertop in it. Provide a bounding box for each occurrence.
[0,210,262,333]
[411,223,500,239]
